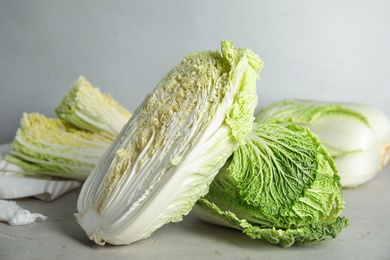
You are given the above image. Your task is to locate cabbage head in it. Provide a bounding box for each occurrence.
[76,41,264,245]
[194,122,349,247]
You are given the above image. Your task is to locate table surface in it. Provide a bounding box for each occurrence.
[1,146,390,260]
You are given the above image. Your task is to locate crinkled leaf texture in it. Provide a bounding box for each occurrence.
[76,41,263,245]
[194,122,349,247]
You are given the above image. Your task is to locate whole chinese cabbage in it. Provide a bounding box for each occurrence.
[76,41,264,245]
[194,122,349,247]
[255,99,390,187]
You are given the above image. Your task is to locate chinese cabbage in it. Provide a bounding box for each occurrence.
[75,41,264,245]
[255,99,390,187]
[194,122,349,247]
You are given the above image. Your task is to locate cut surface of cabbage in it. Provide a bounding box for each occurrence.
[75,41,263,245]
[5,113,112,180]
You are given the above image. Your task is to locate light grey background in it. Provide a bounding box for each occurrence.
[1,0,389,143]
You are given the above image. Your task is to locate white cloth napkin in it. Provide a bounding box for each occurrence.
[0,199,47,225]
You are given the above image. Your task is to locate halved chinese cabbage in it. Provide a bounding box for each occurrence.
[5,113,112,180]
[55,76,131,139]
[5,76,132,181]
[76,41,264,245]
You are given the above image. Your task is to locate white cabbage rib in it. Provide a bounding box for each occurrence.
[76,41,263,245]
